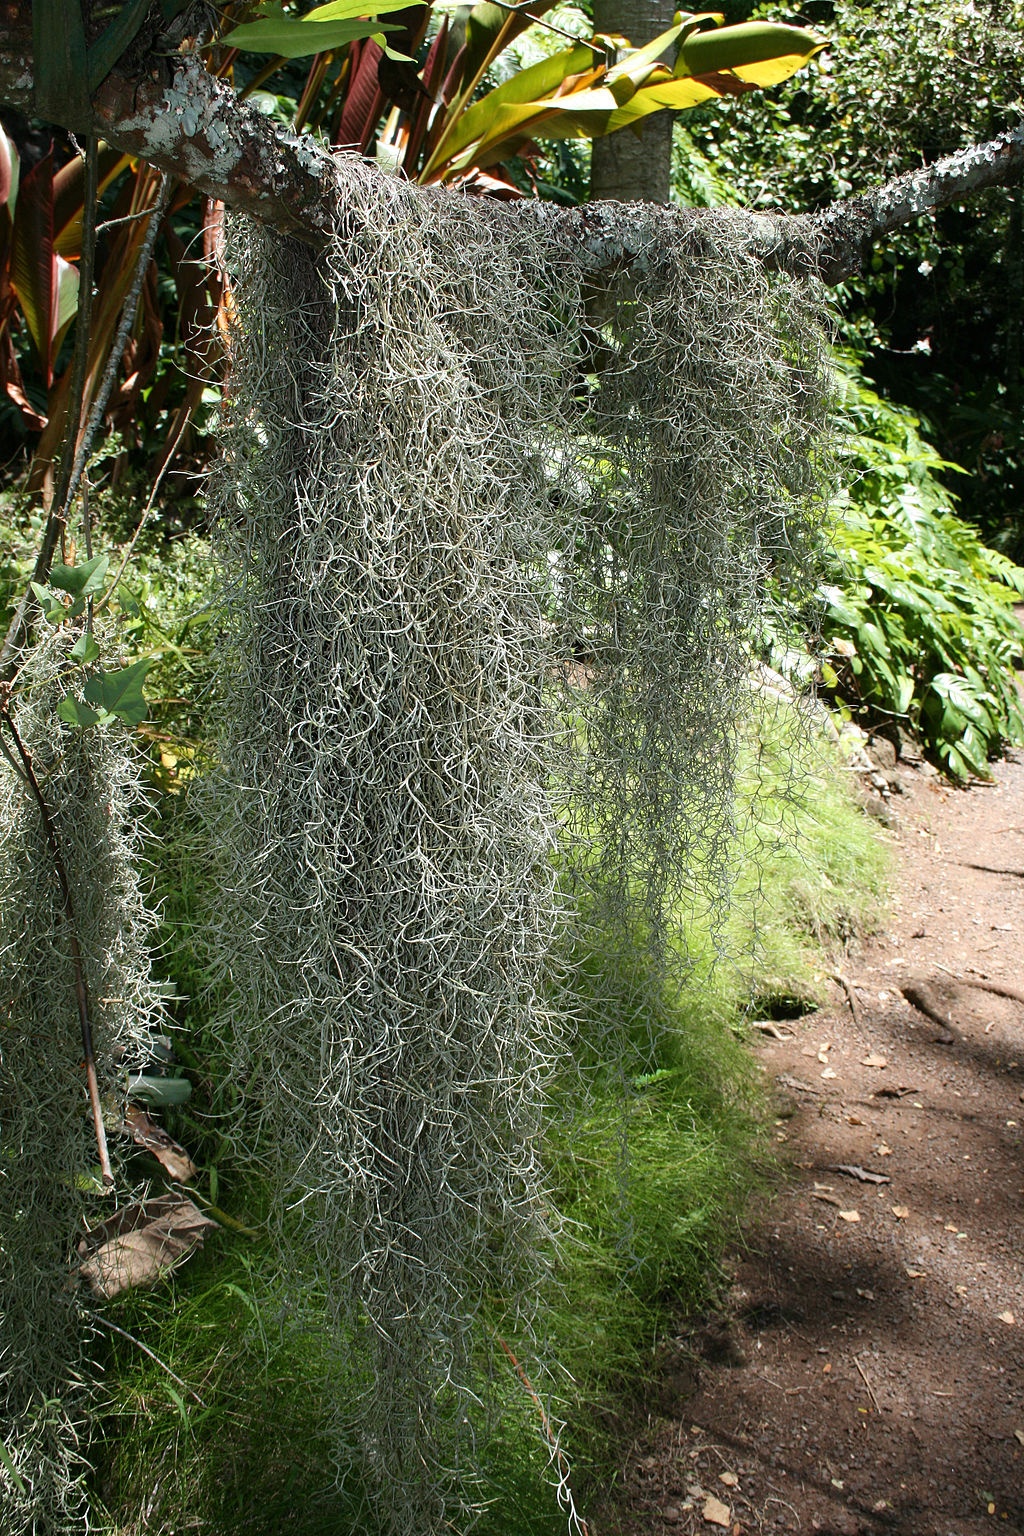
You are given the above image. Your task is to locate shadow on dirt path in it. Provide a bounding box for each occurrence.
[596,748,1024,1536]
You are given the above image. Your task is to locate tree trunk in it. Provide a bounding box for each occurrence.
[590,0,677,203]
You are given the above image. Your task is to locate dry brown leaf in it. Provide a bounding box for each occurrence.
[861,1053,888,1068]
[905,1266,926,1278]
[876,1143,893,1156]
[812,1191,841,1207]
[718,1471,739,1487]
[1014,1429,1024,1446]
[78,1195,217,1299]
[124,1104,198,1183]
[839,1209,861,1222]
[891,1205,910,1219]
[702,1495,731,1527]
[998,1310,1015,1325]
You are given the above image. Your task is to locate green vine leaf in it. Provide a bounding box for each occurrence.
[57,695,104,728]
[30,581,67,624]
[70,632,101,665]
[49,554,109,598]
[83,659,152,726]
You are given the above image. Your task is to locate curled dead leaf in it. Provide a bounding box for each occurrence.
[78,1195,217,1299]
[124,1104,198,1183]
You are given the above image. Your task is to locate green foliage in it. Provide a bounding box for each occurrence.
[819,365,1024,779]
[672,0,1024,550]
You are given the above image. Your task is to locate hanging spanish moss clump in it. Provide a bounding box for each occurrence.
[202,159,831,1533]
[549,205,831,1077]
[0,636,162,1534]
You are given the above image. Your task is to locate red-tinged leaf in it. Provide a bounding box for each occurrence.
[53,144,129,257]
[10,151,57,384]
[336,38,385,150]
[403,16,448,173]
[439,40,467,107]
[52,255,80,354]
[0,333,47,429]
[0,124,17,210]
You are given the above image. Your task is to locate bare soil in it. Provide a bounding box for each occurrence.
[597,746,1024,1536]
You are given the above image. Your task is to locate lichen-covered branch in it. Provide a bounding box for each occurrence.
[0,10,1021,278]
[810,126,1024,283]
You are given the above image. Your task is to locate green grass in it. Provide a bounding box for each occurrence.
[86,691,888,1535]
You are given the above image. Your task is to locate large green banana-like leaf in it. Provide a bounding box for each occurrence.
[433,15,822,179]
[603,11,718,89]
[423,44,601,174]
[674,20,822,82]
[220,0,412,57]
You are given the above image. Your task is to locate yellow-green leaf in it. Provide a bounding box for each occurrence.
[674,21,823,81]
[426,43,600,172]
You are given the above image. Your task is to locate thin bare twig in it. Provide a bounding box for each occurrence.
[88,1313,206,1405]
[830,971,863,1030]
[96,400,195,614]
[854,1354,881,1413]
[496,1337,590,1536]
[0,701,114,1188]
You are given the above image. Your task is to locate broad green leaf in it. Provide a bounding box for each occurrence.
[427,44,599,170]
[818,584,861,627]
[31,581,66,624]
[87,0,153,91]
[220,0,408,57]
[929,671,990,725]
[459,0,560,98]
[604,13,716,88]
[674,20,823,83]
[84,660,152,726]
[70,632,101,665]
[52,254,79,352]
[895,673,915,715]
[49,554,109,598]
[58,696,104,728]
[32,0,92,130]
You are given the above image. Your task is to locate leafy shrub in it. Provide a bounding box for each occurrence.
[819,363,1024,779]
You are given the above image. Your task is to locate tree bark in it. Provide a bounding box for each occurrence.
[589,0,677,204]
[1,11,1022,283]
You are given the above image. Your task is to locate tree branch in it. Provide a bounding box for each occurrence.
[0,10,1021,281]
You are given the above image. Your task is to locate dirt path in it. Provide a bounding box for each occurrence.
[599,746,1024,1536]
